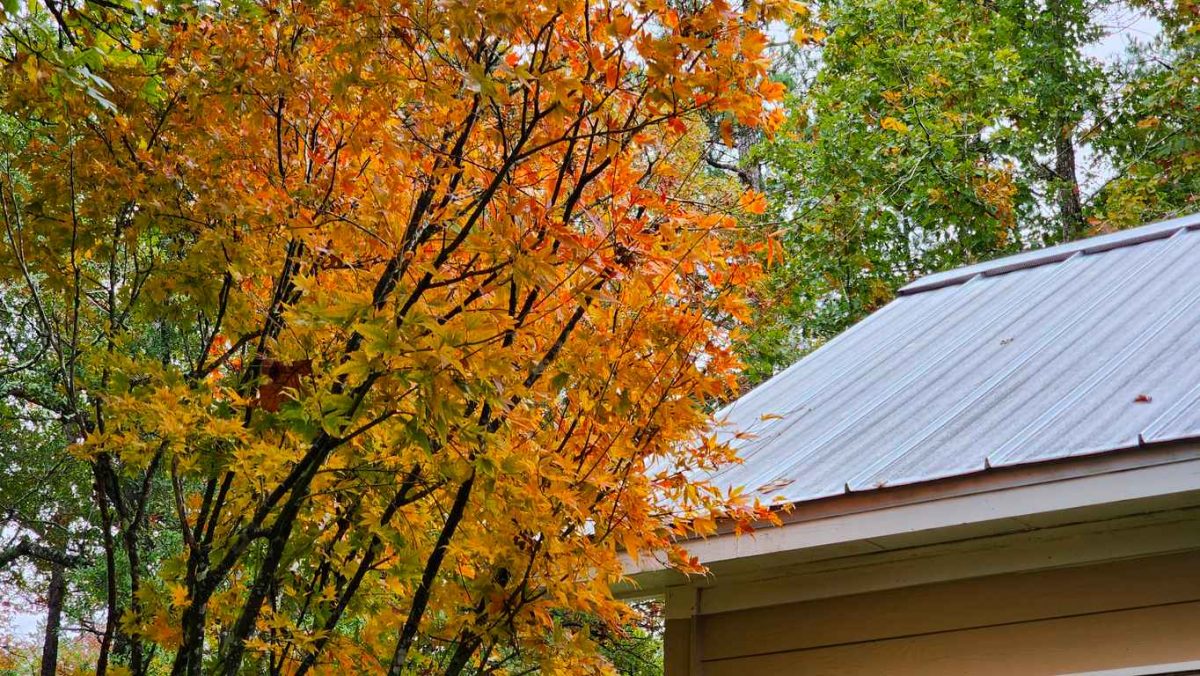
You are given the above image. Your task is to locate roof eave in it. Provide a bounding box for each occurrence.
[619,438,1200,596]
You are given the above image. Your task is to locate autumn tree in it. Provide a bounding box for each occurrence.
[0,0,788,672]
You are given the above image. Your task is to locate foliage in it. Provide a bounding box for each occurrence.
[1091,0,1200,225]
[0,624,99,675]
[0,0,790,673]
[740,0,1196,380]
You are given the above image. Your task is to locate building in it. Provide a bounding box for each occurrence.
[624,214,1200,675]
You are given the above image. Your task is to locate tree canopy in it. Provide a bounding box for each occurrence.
[0,0,789,672]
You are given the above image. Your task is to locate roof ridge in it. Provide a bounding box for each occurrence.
[898,211,1200,295]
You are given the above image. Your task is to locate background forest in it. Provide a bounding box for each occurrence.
[1,0,1198,673]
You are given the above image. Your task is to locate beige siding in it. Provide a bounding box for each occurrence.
[705,602,1200,675]
[664,618,695,676]
[681,551,1200,675]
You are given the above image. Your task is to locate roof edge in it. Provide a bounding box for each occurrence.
[619,441,1200,592]
[899,211,1200,295]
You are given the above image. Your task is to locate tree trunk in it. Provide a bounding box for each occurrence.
[1054,122,1085,241]
[735,127,765,192]
[40,561,66,676]
[1043,0,1086,242]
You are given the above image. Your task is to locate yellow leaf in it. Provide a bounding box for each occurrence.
[792,26,827,44]
[881,116,909,134]
[170,584,189,608]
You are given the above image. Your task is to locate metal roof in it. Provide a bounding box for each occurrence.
[709,212,1200,505]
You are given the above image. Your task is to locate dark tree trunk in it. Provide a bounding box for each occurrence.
[1042,0,1086,242]
[93,463,118,676]
[40,561,67,676]
[1054,123,1085,241]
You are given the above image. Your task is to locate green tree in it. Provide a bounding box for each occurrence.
[740,0,1183,380]
[1091,0,1200,225]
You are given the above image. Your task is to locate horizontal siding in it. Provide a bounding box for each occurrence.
[697,550,1200,674]
[704,601,1200,676]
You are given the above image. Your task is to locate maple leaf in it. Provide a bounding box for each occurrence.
[739,189,769,215]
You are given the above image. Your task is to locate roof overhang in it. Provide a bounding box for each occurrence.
[620,440,1200,599]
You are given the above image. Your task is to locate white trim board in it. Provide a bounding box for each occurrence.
[684,506,1200,617]
[623,453,1200,597]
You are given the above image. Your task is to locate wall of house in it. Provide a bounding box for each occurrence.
[666,549,1200,675]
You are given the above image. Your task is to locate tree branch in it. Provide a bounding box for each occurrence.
[0,538,85,569]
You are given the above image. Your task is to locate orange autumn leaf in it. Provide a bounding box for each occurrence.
[740,189,769,215]
[759,78,788,102]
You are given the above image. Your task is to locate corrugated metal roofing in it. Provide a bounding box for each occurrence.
[709,212,1200,505]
